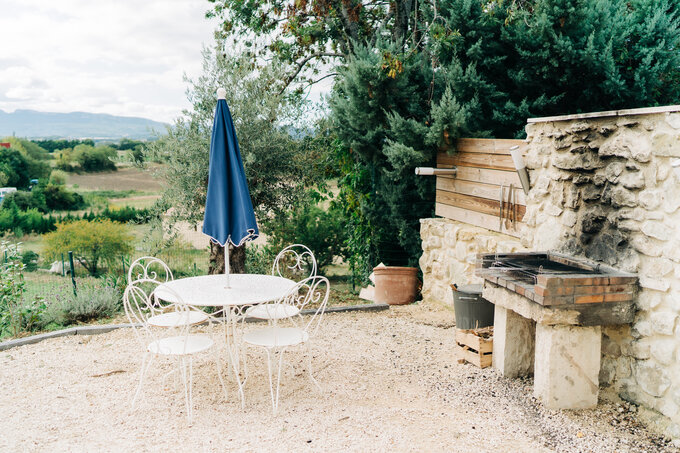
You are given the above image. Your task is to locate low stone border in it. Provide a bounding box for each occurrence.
[0,303,390,351]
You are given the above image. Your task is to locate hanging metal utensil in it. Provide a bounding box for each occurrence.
[506,183,515,230]
[499,183,504,231]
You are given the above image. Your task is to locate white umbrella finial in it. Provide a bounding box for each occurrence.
[217,88,227,100]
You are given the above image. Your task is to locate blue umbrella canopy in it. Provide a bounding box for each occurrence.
[203,88,259,282]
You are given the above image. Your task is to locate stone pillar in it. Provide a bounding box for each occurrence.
[534,324,601,410]
[492,306,535,377]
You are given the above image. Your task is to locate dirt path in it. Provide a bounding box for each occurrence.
[0,307,674,452]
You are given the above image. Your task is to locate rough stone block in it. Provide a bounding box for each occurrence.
[532,175,551,196]
[631,340,651,359]
[545,203,563,217]
[602,334,621,357]
[615,356,632,379]
[560,210,577,227]
[652,131,680,157]
[666,113,680,129]
[636,290,663,311]
[640,258,674,279]
[616,220,640,233]
[554,152,604,171]
[650,339,677,366]
[663,180,680,214]
[607,186,638,208]
[635,360,671,397]
[427,236,442,249]
[600,132,649,161]
[650,311,677,335]
[563,184,580,209]
[641,221,672,241]
[621,171,646,190]
[639,189,663,210]
[665,242,680,263]
[657,163,671,182]
[658,399,680,419]
[534,324,601,410]
[632,317,653,338]
[599,356,617,386]
[605,161,625,183]
[492,306,535,378]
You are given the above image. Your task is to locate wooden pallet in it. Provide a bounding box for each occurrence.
[455,327,493,369]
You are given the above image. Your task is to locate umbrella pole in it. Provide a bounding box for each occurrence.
[224,243,230,288]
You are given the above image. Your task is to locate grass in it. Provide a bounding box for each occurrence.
[107,195,159,210]
[66,165,163,192]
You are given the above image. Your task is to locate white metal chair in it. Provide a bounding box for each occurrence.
[124,280,228,422]
[245,244,318,321]
[127,256,209,328]
[241,275,330,414]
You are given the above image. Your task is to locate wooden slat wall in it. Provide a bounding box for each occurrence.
[435,138,527,238]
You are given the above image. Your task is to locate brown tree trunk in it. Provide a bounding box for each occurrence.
[209,242,246,275]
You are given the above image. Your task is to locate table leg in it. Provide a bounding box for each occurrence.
[222,306,245,408]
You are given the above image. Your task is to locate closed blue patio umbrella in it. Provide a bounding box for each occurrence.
[203,88,259,287]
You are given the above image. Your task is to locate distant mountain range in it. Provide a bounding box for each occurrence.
[0,109,169,140]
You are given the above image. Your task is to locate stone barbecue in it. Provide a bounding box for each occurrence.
[421,106,680,438]
[476,251,638,409]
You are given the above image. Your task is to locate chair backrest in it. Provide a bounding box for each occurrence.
[272,244,317,281]
[278,275,330,337]
[127,256,173,285]
[124,279,191,352]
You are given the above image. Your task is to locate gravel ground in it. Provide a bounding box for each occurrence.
[0,305,677,452]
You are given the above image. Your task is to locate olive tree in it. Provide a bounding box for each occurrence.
[145,46,324,273]
[43,219,134,276]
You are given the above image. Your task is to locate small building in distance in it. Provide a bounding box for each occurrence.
[0,187,17,203]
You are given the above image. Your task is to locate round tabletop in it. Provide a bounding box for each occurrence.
[156,274,296,307]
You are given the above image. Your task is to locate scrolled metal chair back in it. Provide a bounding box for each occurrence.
[123,279,190,352]
[278,275,329,337]
[272,244,317,281]
[127,256,173,285]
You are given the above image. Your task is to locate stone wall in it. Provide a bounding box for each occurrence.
[419,218,525,307]
[522,107,680,438]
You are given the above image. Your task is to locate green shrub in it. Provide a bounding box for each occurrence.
[49,170,68,185]
[100,206,151,223]
[0,205,56,235]
[0,241,39,337]
[1,191,38,211]
[41,184,86,211]
[41,282,120,326]
[43,219,134,276]
[261,200,347,272]
[21,251,39,272]
[245,244,277,275]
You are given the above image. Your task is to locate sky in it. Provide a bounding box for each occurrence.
[0,0,222,123]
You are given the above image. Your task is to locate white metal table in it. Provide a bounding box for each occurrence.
[156,274,296,405]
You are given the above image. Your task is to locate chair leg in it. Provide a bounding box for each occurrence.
[132,352,154,409]
[188,358,194,423]
[179,357,191,423]
[264,348,287,415]
[241,345,249,388]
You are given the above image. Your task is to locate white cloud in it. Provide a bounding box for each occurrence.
[0,0,218,123]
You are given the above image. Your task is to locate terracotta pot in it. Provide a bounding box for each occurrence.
[373,266,419,305]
